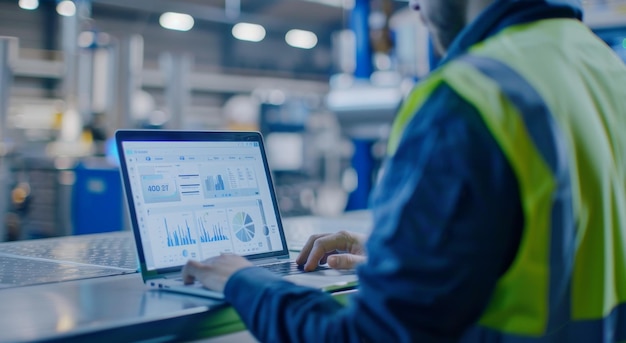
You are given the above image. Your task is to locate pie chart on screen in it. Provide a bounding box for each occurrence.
[233,212,255,242]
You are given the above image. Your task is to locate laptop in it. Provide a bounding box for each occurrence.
[115,130,358,299]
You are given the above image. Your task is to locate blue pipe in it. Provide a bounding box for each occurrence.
[351,0,372,79]
[345,139,374,211]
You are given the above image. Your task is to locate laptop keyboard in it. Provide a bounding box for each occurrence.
[261,261,328,276]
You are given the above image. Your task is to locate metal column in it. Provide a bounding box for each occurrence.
[59,0,92,143]
[114,35,144,129]
[0,37,17,142]
[160,52,193,130]
[0,37,18,241]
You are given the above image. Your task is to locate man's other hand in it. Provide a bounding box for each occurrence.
[182,253,253,292]
[295,231,367,272]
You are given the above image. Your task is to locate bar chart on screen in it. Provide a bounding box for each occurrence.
[149,211,200,267]
[196,208,234,257]
[198,219,229,243]
[164,218,196,247]
[202,165,260,198]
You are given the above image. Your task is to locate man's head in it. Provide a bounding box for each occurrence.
[410,0,495,56]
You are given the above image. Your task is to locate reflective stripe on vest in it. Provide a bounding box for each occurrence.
[450,54,574,335]
[387,18,626,341]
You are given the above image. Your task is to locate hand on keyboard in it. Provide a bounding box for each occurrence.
[296,231,367,272]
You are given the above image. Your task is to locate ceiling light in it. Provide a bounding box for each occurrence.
[18,0,38,10]
[77,31,95,48]
[159,12,195,32]
[232,22,266,42]
[56,0,76,16]
[285,29,318,49]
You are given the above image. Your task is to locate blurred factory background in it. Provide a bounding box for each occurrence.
[0,0,625,241]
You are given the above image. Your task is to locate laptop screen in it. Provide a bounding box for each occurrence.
[118,132,288,272]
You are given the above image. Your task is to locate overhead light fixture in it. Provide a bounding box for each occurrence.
[77,31,95,48]
[159,12,195,32]
[56,0,76,16]
[232,22,266,42]
[18,0,39,10]
[285,29,318,49]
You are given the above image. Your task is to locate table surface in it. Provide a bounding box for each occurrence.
[0,211,372,343]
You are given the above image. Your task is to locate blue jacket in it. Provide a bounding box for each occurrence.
[223,1,585,341]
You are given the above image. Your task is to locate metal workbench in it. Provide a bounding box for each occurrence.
[0,212,372,342]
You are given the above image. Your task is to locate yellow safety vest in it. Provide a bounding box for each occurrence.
[389,18,626,340]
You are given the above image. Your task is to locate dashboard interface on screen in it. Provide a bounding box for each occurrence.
[121,140,285,271]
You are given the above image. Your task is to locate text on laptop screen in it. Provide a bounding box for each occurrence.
[121,140,284,271]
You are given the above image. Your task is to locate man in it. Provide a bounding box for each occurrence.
[183,0,626,341]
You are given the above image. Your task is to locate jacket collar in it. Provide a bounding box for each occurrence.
[437,0,583,67]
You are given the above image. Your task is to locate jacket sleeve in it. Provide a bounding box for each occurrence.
[223,84,524,343]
